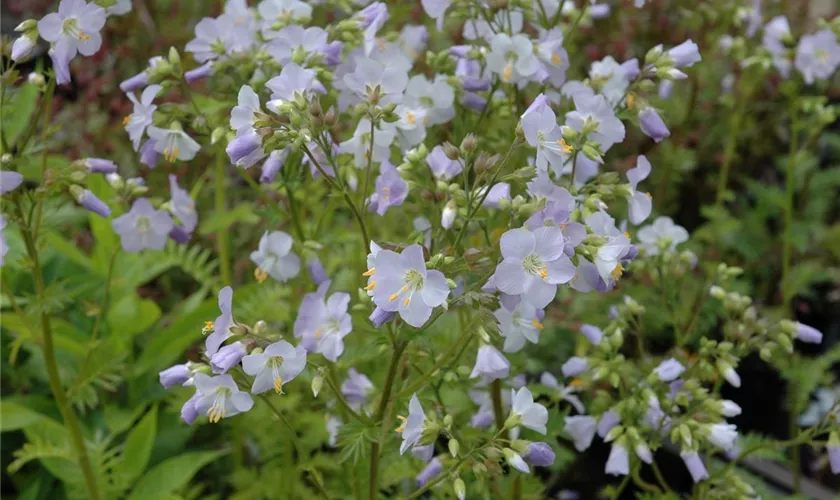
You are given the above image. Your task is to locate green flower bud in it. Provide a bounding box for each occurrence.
[448,438,460,457]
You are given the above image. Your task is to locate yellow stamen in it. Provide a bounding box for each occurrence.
[423,116,430,126]
[365,281,377,291]
[79,31,90,41]
[611,263,624,281]
[551,52,562,65]
[503,64,513,83]
[623,231,630,238]
[388,292,400,301]
[315,329,323,339]
[255,267,268,283]
[122,116,131,125]
[273,376,284,394]
[626,93,635,108]
[363,267,376,277]
[207,402,226,423]
[395,415,407,433]
[532,318,544,330]
[377,37,386,52]
[204,320,214,330]
[405,111,416,125]
[538,265,548,280]
[557,139,573,154]
[569,378,583,388]
[403,297,410,306]
[645,192,652,199]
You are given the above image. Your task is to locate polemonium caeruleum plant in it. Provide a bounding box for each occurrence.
[2,1,839,499]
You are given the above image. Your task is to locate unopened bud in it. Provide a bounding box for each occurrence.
[460,134,477,154]
[311,374,324,397]
[448,438,460,457]
[442,142,459,160]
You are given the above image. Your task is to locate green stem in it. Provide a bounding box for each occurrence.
[258,394,302,456]
[74,248,119,388]
[368,340,407,500]
[781,99,798,309]
[397,327,473,398]
[650,460,673,493]
[360,116,376,209]
[215,153,232,285]
[788,382,801,493]
[714,90,747,207]
[490,379,506,436]
[15,198,102,500]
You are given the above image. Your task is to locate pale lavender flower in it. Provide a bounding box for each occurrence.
[168,175,197,233]
[605,442,630,476]
[405,74,455,125]
[369,306,395,328]
[266,63,326,105]
[111,198,173,252]
[250,231,301,283]
[521,94,569,171]
[139,140,159,168]
[343,58,408,105]
[590,56,630,105]
[561,356,588,378]
[226,130,263,168]
[398,394,427,454]
[654,358,685,382]
[340,118,397,167]
[421,0,451,31]
[667,40,702,68]
[258,0,312,39]
[638,216,688,255]
[367,161,408,216]
[707,423,738,451]
[393,105,427,149]
[230,85,262,135]
[681,451,709,482]
[639,107,670,143]
[536,29,569,88]
[416,457,443,486]
[260,149,287,183]
[495,301,544,352]
[470,345,510,382]
[185,16,233,63]
[721,400,742,418]
[147,126,201,162]
[266,25,327,64]
[564,415,597,451]
[480,183,510,209]
[205,286,234,356]
[486,33,540,84]
[37,0,107,85]
[412,444,434,462]
[168,225,190,244]
[624,155,653,225]
[367,244,449,327]
[294,284,353,362]
[510,387,548,434]
[185,62,213,83]
[307,257,328,285]
[180,392,200,424]
[125,84,160,151]
[763,16,793,77]
[75,189,111,218]
[565,93,625,154]
[524,442,555,466]
[796,322,823,344]
[241,340,307,394]
[461,91,487,111]
[341,368,374,409]
[399,25,428,60]
[491,227,575,309]
[598,410,621,438]
[505,449,530,473]
[798,388,836,427]
[119,56,166,92]
[193,373,254,422]
[541,372,584,414]
[357,2,389,56]
[159,364,191,388]
[210,341,246,374]
[82,158,117,174]
[1,171,24,194]
[11,34,37,62]
[579,324,604,345]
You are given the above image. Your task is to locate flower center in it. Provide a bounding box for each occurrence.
[207,387,232,423]
[551,52,562,65]
[523,253,548,279]
[405,111,416,125]
[389,269,424,306]
[62,18,90,41]
[267,356,285,393]
[135,215,152,236]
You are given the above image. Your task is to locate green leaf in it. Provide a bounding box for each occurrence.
[128,450,226,500]
[107,294,162,336]
[132,299,218,376]
[0,401,49,432]
[43,231,93,269]
[198,203,259,235]
[117,405,158,481]
[6,83,39,146]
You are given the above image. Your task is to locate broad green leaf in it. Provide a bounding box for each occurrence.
[107,295,162,336]
[198,203,259,235]
[0,401,49,432]
[6,83,39,146]
[117,405,158,481]
[128,450,226,500]
[43,232,93,270]
[132,299,218,376]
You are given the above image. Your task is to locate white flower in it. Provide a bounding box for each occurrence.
[564,415,596,451]
[193,373,254,422]
[241,340,307,394]
[398,394,427,454]
[125,84,161,151]
[147,126,201,162]
[250,231,301,283]
[494,301,544,353]
[486,33,540,84]
[637,216,689,255]
[37,0,107,84]
[707,423,738,451]
[510,387,548,434]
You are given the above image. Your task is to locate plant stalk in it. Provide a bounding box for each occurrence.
[781,99,798,308]
[215,152,232,284]
[368,340,407,500]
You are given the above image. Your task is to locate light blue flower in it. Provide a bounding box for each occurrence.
[250,230,301,283]
[37,0,107,85]
[241,340,307,394]
[111,198,173,252]
[294,282,353,362]
[495,301,544,352]
[193,372,254,422]
[470,344,510,382]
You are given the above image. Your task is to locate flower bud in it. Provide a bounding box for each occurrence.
[453,478,466,500]
[442,142,459,160]
[448,438,459,457]
[460,134,477,154]
[311,374,324,398]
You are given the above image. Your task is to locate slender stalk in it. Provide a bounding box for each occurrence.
[368,340,407,500]
[360,116,376,209]
[650,460,673,493]
[788,382,801,493]
[74,248,120,385]
[215,153,232,284]
[781,99,798,308]
[714,90,747,207]
[397,327,473,398]
[15,198,102,500]
[568,152,579,189]
[258,394,302,456]
[490,379,506,436]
